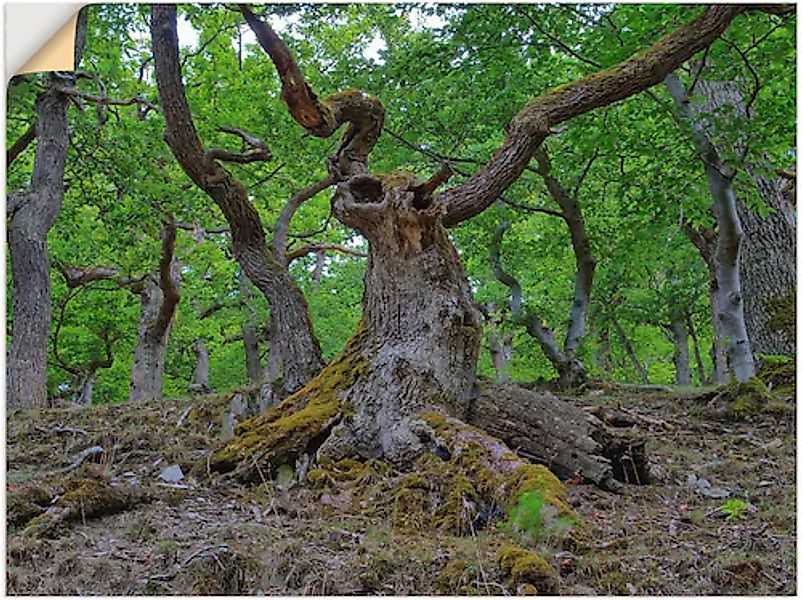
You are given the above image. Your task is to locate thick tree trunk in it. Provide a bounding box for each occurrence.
[666,73,755,382]
[313,176,483,465]
[212,176,649,490]
[669,313,692,386]
[7,79,71,411]
[6,14,87,411]
[739,167,796,357]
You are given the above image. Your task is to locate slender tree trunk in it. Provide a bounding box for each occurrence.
[669,313,692,386]
[487,331,513,382]
[129,222,181,402]
[74,372,96,406]
[686,315,708,385]
[129,279,172,402]
[190,338,210,393]
[685,225,729,384]
[613,319,650,385]
[490,221,585,389]
[533,149,597,366]
[691,77,796,358]
[666,73,755,382]
[151,6,324,400]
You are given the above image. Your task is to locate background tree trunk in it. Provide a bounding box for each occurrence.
[613,319,650,385]
[128,221,181,402]
[666,72,755,382]
[691,77,796,358]
[74,372,96,406]
[190,338,210,393]
[669,313,692,386]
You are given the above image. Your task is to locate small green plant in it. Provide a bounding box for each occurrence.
[720,499,751,523]
[500,491,574,542]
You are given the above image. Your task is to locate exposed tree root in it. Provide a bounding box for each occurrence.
[11,471,149,539]
[469,382,651,490]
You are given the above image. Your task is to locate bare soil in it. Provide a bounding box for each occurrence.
[6,386,796,595]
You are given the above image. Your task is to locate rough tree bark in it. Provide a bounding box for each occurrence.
[205,5,755,489]
[692,76,796,358]
[128,220,181,402]
[239,275,263,385]
[150,5,325,399]
[6,14,87,410]
[665,72,756,382]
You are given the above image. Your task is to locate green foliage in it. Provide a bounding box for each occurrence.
[501,491,574,542]
[6,4,796,402]
[720,499,751,523]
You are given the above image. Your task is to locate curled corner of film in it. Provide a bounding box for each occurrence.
[6,4,85,77]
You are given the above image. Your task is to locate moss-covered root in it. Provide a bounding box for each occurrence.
[19,478,145,539]
[497,544,560,595]
[709,377,775,420]
[419,412,573,514]
[359,412,576,536]
[208,322,370,482]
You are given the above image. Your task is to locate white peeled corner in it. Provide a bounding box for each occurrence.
[5,3,84,77]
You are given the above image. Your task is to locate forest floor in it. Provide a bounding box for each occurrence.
[6,380,796,595]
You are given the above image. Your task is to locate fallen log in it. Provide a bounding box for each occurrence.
[467,381,651,491]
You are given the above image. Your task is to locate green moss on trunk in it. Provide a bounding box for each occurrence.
[209,322,370,480]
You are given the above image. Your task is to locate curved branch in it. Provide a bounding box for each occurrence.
[203,125,272,168]
[7,123,37,167]
[272,176,335,264]
[240,4,384,179]
[153,218,180,339]
[489,221,522,316]
[441,5,748,227]
[286,242,367,263]
[501,197,565,219]
[489,221,567,367]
